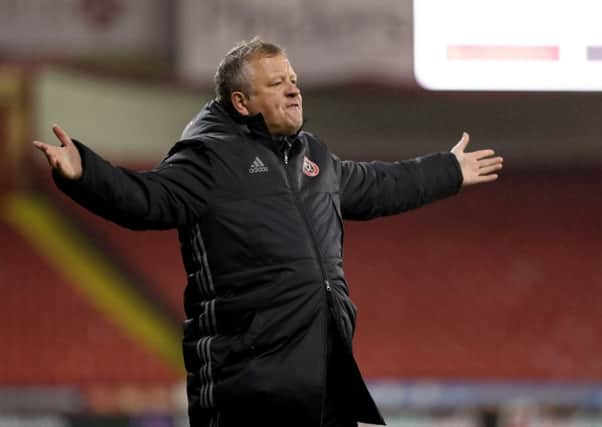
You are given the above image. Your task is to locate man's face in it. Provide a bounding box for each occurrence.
[243,54,303,136]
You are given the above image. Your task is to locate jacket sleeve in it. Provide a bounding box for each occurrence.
[53,139,214,230]
[334,152,463,220]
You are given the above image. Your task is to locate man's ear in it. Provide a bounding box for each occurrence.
[231,91,250,116]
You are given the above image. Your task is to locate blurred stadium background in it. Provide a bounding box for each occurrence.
[1,1,601,426]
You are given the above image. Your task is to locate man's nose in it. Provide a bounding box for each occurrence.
[285,83,300,98]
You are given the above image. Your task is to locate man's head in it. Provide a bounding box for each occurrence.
[215,38,303,136]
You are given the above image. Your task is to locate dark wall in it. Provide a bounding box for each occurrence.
[303,88,602,167]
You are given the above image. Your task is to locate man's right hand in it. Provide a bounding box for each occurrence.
[33,124,83,180]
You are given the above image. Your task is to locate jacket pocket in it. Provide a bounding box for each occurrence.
[231,311,266,356]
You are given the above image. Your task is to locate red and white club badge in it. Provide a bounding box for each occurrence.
[302,156,320,177]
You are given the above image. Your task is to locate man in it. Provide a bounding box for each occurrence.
[34,38,503,426]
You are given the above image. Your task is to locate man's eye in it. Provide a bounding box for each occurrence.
[270,81,282,86]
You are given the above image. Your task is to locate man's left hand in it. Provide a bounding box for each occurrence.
[451,132,503,186]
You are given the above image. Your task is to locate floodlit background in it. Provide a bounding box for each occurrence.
[1,1,601,426]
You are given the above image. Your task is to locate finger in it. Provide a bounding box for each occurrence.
[33,141,56,168]
[478,164,503,175]
[469,149,496,160]
[33,140,51,153]
[478,156,504,168]
[476,173,499,183]
[52,124,73,147]
[453,132,470,153]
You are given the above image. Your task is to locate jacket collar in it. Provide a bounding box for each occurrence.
[216,101,306,161]
[218,100,304,140]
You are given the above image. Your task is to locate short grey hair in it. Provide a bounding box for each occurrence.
[214,37,285,109]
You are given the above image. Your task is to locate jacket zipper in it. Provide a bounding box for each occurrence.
[280,140,332,424]
[280,141,331,292]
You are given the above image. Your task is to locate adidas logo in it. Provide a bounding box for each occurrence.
[248,156,269,174]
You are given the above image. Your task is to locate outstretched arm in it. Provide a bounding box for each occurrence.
[336,131,503,220]
[33,124,212,230]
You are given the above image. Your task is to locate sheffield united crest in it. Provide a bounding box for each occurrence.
[303,156,319,177]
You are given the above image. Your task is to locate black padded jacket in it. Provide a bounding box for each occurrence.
[54,100,463,427]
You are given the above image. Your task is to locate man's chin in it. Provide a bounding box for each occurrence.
[273,122,303,137]
[287,124,303,136]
